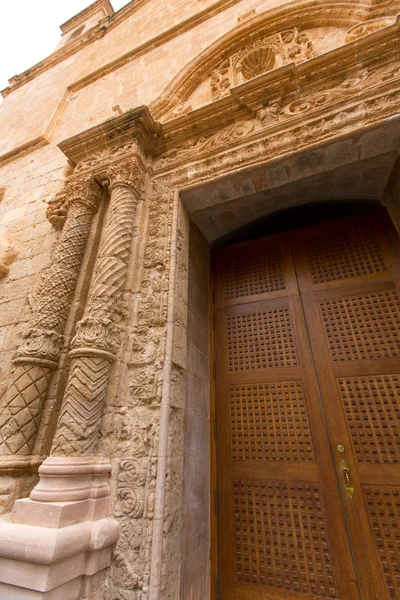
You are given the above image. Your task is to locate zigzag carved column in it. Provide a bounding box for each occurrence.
[51,157,143,457]
[0,154,146,600]
[0,176,103,459]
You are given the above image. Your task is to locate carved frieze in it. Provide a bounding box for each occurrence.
[155,59,400,177]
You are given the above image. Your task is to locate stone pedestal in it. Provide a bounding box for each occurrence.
[0,458,119,599]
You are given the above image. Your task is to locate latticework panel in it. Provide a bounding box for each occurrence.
[234,480,338,597]
[363,486,400,597]
[320,291,400,362]
[338,375,400,464]
[225,244,285,299]
[227,308,298,371]
[230,382,314,461]
[305,224,387,284]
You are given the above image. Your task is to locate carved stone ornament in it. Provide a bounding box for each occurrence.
[107,156,146,193]
[211,27,314,100]
[155,59,400,175]
[0,175,103,457]
[52,157,146,457]
[0,235,18,277]
[345,17,395,43]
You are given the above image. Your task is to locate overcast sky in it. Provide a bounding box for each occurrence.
[0,0,130,95]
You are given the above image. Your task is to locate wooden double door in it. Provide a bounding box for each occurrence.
[213,210,400,600]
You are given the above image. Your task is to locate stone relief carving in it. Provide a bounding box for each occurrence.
[211,27,315,100]
[0,176,103,458]
[52,158,145,456]
[104,177,173,600]
[0,236,18,277]
[155,59,400,174]
[345,16,396,43]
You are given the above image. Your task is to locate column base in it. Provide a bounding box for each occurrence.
[0,457,119,600]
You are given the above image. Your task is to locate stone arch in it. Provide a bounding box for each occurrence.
[150,0,399,121]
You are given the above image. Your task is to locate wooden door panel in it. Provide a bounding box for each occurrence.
[292,211,400,599]
[214,233,298,308]
[214,236,360,600]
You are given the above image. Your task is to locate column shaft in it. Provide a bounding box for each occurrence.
[52,164,141,456]
[0,178,102,456]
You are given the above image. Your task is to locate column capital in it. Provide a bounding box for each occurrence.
[106,156,146,194]
[46,175,103,230]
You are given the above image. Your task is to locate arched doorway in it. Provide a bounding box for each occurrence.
[212,205,400,600]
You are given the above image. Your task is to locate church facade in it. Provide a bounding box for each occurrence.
[0,0,400,598]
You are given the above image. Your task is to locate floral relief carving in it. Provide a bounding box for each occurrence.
[155,59,400,176]
[106,178,174,599]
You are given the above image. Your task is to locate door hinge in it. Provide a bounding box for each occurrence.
[216,575,220,600]
[213,416,217,440]
[214,488,218,516]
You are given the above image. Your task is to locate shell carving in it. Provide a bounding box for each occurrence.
[240,47,275,80]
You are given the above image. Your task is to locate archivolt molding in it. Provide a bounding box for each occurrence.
[150,0,400,122]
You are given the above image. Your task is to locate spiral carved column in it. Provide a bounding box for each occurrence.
[0,176,103,457]
[50,158,144,458]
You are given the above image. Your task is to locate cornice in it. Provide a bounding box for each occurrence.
[0,0,243,99]
[0,137,49,168]
[58,105,160,167]
[60,0,114,34]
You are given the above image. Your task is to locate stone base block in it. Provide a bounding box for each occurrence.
[0,569,106,599]
[0,457,119,600]
[0,513,118,599]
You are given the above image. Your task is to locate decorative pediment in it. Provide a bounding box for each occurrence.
[209,27,315,103]
[151,0,400,123]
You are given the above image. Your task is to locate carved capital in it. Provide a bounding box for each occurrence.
[70,316,120,360]
[107,158,145,194]
[14,328,63,367]
[46,176,103,229]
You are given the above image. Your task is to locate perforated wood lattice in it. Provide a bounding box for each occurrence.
[225,244,285,299]
[320,291,400,362]
[227,308,298,371]
[363,486,400,597]
[338,376,400,464]
[234,480,338,596]
[305,224,387,284]
[230,382,314,461]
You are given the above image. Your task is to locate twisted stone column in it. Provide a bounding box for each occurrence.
[0,176,103,456]
[51,158,144,457]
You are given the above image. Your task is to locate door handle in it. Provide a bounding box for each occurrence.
[337,446,355,500]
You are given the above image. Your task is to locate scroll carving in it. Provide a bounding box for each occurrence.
[0,176,103,457]
[52,158,145,456]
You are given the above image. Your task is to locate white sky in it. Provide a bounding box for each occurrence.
[0,0,130,95]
